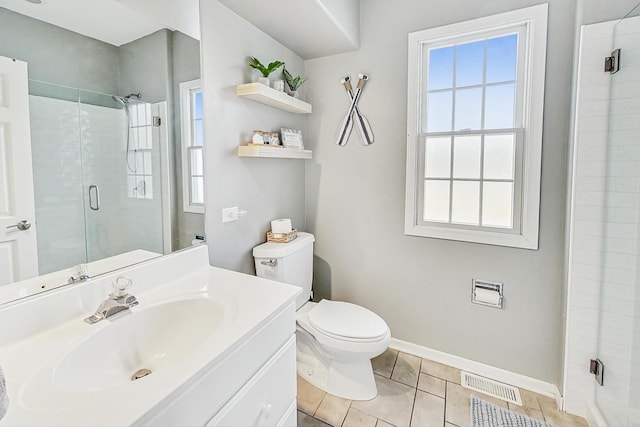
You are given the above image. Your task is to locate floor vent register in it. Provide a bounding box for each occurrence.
[461,371,523,405]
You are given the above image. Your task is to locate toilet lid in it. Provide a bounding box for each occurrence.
[307,300,388,340]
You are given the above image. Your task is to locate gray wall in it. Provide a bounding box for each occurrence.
[304,0,576,384]
[200,0,307,273]
[581,0,639,24]
[0,7,119,94]
[119,29,206,251]
[118,30,173,104]
[172,32,205,250]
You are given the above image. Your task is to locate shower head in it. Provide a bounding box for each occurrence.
[112,95,126,106]
[123,93,142,101]
[112,93,142,106]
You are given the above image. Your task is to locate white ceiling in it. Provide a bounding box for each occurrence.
[218,0,360,59]
[0,0,200,46]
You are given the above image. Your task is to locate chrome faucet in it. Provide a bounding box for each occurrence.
[68,264,90,284]
[84,276,138,324]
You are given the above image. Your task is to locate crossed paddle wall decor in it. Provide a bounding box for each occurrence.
[336,74,375,147]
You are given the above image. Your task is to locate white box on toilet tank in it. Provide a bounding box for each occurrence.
[253,232,315,309]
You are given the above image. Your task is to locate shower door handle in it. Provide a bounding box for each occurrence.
[89,185,100,211]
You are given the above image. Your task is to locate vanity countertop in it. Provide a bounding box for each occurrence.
[0,246,300,426]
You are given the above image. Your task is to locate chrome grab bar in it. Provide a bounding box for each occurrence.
[89,185,100,211]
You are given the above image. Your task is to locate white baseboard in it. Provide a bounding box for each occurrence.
[389,337,562,407]
[586,402,608,427]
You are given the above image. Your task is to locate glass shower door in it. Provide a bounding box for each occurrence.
[79,90,165,262]
[595,4,640,426]
[28,82,87,275]
[29,83,168,275]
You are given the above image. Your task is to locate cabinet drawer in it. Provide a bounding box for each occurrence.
[206,336,296,427]
[277,400,297,427]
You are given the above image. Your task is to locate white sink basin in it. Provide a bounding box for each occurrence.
[0,246,300,426]
[52,298,224,393]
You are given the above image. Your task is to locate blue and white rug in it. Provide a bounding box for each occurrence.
[0,366,7,421]
[471,395,555,427]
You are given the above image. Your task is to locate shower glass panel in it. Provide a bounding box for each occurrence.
[29,81,166,274]
[29,82,85,274]
[595,3,640,426]
[79,90,164,263]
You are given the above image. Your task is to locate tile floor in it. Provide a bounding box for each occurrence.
[296,349,588,427]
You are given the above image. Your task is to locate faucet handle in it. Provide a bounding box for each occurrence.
[68,264,90,283]
[111,276,133,297]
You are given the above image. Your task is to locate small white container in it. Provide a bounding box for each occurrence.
[272,79,285,92]
[252,130,264,144]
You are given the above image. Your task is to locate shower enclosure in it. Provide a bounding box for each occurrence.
[595,4,640,425]
[564,2,640,425]
[28,81,170,275]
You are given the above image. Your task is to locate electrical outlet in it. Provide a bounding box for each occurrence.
[222,206,239,223]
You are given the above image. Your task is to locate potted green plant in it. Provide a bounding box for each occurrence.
[283,68,308,98]
[248,57,285,87]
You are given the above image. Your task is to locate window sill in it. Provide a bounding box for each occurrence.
[404,223,538,250]
[184,206,205,215]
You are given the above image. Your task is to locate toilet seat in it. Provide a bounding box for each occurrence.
[308,300,389,341]
[295,300,391,400]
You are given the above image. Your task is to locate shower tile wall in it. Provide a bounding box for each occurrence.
[594,13,640,426]
[29,96,86,274]
[566,16,640,424]
[80,102,130,261]
[564,20,614,417]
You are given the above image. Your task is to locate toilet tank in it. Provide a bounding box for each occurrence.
[253,232,315,309]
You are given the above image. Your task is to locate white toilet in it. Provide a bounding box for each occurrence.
[253,232,390,401]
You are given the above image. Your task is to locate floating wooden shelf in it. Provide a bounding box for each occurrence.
[236,83,312,114]
[237,145,312,159]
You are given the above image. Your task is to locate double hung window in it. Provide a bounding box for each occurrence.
[405,5,548,249]
[180,79,205,214]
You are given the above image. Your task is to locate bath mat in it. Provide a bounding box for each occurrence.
[471,395,555,427]
[0,366,7,420]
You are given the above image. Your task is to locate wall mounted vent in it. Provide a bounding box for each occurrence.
[461,371,522,405]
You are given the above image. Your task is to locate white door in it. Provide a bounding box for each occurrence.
[0,56,38,286]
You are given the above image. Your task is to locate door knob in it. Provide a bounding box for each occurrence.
[6,220,31,231]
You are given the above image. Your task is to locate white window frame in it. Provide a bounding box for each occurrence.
[125,103,154,200]
[404,4,548,249]
[180,78,205,214]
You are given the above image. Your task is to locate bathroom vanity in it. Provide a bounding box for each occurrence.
[0,245,300,426]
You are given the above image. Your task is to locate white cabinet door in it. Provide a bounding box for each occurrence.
[0,56,38,286]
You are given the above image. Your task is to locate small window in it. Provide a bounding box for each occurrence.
[405,5,548,249]
[180,79,205,214]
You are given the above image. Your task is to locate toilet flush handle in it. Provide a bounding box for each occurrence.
[260,259,278,267]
